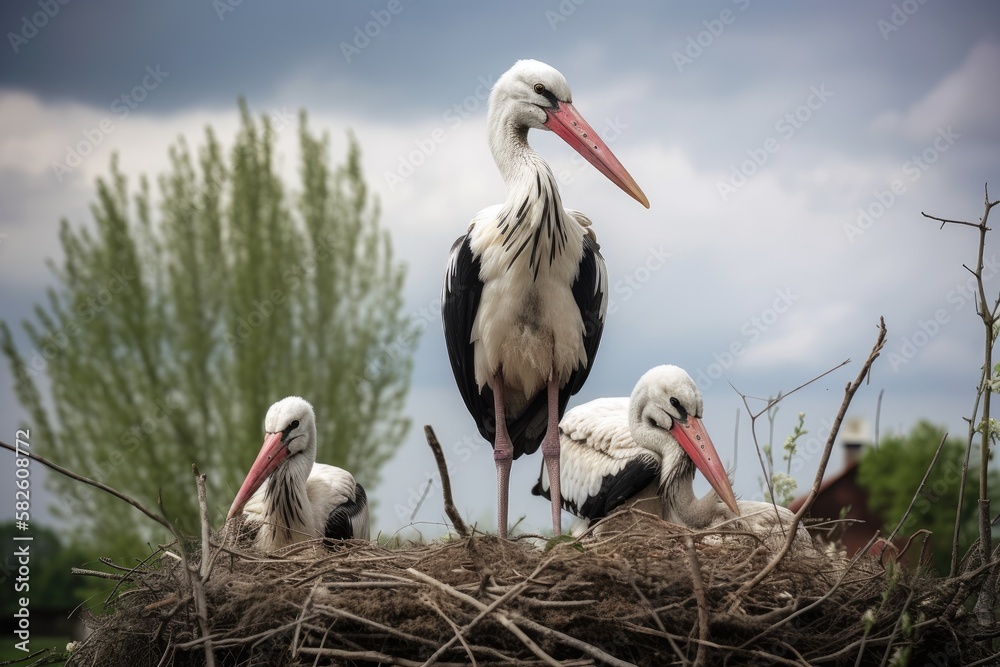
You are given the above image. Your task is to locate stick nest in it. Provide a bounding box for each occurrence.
[68,512,995,666]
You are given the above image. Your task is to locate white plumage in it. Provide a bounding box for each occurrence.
[534,366,814,550]
[442,59,648,539]
[227,397,370,551]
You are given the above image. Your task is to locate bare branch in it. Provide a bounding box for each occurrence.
[733,317,887,598]
[0,438,173,534]
[424,425,470,537]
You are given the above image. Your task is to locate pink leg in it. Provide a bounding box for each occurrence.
[541,380,562,536]
[492,373,513,539]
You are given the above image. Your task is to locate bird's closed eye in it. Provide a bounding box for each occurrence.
[290,420,299,430]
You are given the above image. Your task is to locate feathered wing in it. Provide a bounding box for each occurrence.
[325,483,370,541]
[441,231,504,446]
[305,464,368,540]
[532,397,660,521]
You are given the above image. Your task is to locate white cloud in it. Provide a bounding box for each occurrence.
[871,40,1000,141]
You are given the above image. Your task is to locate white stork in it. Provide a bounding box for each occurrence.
[442,59,648,539]
[533,366,814,549]
[532,365,739,527]
[227,397,370,550]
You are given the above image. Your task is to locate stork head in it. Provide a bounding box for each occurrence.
[227,396,317,521]
[629,366,740,515]
[488,59,649,208]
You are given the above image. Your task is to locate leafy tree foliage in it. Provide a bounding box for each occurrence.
[1,103,416,554]
[857,420,996,574]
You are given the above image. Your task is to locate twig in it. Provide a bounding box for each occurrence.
[421,555,557,667]
[685,537,709,667]
[0,438,173,532]
[290,581,320,659]
[731,359,850,519]
[732,317,887,599]
[407,567,636,667]
[313,603,440,648]
[190,469,216,667]
[410,477,435,522]
[883,433,947,547]
[425,425,470,537]
[422,594,479,667]
[926,186,1000,621]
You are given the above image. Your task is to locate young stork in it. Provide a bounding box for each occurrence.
[534,366,814,549]
[227,397,370,550]
[442,59,649,538]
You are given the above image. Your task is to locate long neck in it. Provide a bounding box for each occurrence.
[488,116,571,275]
[630,405,721,529]
[258,451,314,549]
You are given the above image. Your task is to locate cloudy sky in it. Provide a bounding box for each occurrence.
[2,1,999,538]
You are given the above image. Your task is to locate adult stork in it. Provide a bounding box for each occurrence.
[533,366,814,549]
[442,59,648,538]
[532,365,739,528]
[227,396,370,550]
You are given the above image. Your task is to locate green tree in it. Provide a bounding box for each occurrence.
[1,102,416,555]
[857,420,995,574]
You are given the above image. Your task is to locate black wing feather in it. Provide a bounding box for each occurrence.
[324,483,368,541]
[561,235,606,406]
[531,455,659,521]
[442,232,606,460]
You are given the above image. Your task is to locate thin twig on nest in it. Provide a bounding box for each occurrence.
[425,424,470,537]
[733,317,887,599]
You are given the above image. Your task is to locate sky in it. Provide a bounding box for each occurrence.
[1,1,999,541]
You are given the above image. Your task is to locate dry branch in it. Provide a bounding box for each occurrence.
[424,424,470,537]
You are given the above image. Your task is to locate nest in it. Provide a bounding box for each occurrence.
[66,511,995,667]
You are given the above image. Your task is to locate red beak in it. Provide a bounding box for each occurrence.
[670,416,740,515]
[227,431,289,520]
[543,101,650,208]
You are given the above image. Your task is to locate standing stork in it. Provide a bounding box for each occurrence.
[442,59,649,538]
[227,397,370,551]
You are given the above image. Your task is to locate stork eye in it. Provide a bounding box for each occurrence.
[669,397,681,411]
[533,83,545,94]
[289,420,300,430]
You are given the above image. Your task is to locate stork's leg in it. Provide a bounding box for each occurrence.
[541,379,562,536]
[491,373,513,539]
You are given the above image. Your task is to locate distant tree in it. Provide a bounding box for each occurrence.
[1,102,416,555]
[857,421,995,574]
